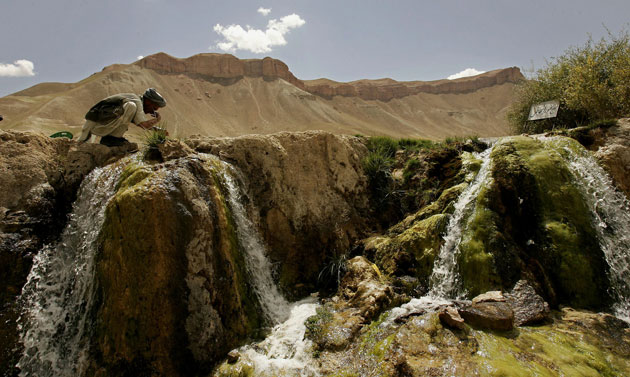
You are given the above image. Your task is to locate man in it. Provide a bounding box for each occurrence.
[78,88,166,146]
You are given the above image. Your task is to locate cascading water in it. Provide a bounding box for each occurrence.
[387,146,495,324]
[542,136,630,322]
[219,165,290,324]
[427,146,495,300]
[215,160,320,376]
[16,158,130,377]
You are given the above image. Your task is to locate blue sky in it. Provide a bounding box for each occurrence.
[1,0,629,97]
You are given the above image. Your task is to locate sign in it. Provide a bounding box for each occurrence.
[528,100,560,121]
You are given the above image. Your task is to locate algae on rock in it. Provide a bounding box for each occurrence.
[94,157,265,376]
[456,136,610,306]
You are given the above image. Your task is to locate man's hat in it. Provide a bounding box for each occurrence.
[143,88,166,107]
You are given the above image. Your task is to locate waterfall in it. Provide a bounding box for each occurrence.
[543,137,630,322]
[236,298,320,377]
[218,163,291,324]
[427,146,495,299]
[16,158,129,377]
[383,146,496,325]
[214,160,319,376]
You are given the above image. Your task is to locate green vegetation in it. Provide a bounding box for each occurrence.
[362,136,439,202]
[317,251,349,292]
[361,135,482,227]
[508,29,630,134]
[142,124,169,160]
[402,158,421,183]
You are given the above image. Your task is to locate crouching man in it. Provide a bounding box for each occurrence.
[78,88,166,146]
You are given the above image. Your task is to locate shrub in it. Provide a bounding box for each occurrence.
[508,29,630,134]
[365,136,399,158]
[142,125,169,160]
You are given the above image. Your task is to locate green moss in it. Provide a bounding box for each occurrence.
[305,306,334,344]
[473,325,629,376]
[214,360,255,377]
[115,162,153,192]
[358,312,390,352]
[328,371,360,377]
[374,213,447,279]
[450,136,609,307]
[403,158,421,183]
[371,334,395,360]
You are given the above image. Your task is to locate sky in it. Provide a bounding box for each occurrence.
[1,0,629,97]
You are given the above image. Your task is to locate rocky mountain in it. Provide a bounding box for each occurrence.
[0,53,523,140]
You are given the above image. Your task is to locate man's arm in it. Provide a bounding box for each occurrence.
[136,111,161,130]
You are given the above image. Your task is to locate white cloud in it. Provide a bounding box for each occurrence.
[137,56,144,60]
[447,68,486,80]
[213,13,306,53]
[0,59,35,77]
[258,7,271,16]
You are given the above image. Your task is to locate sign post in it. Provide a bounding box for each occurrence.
[528,100,560,121]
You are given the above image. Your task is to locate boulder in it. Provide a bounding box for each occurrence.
[505,280,550,326]
[459,301,514,331]
[0,131,132,374]
[455,136,611,308]
[593,118,630,198]
[438,306,466,330]
[339,256,394,321]
[93,157,265,376]
[472,290,506,305]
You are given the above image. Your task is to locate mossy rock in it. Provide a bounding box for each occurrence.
[372,213,448,284]
[456,136,610,308]
[94,157,265,376]
[213,360,255,377]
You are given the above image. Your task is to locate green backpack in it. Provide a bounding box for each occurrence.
[84,97,125,124]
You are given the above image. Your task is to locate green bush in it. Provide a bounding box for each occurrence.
[365,136,399,158]
[142,125,169,161]
[508,29,630,133]
[403,158,421,183]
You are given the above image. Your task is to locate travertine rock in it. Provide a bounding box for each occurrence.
[594,118,630,198]
[187,131,371,297]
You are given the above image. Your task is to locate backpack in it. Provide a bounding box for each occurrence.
[84,96,125,124]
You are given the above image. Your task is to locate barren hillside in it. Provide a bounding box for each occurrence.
[0,53,523,140]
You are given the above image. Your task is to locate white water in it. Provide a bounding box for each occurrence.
[427,147,495,300]
[219,163,291,324]
[214,159,319,375]
[237,298,320,377]
[17,159,129,377]
[542,137,630,321]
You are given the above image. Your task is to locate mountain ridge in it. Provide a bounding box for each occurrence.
[0,52,523,140]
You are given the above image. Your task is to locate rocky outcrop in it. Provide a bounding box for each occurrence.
[304,67,524,101]
[187,131,371,297]
[593,118,630,198]
[92,157,266,376]
[321,307,630,376]
[455,136,612,308]
[0,131,134,375]
[135,52,523,102]
[135,52,305,89]
[0,131,136,305]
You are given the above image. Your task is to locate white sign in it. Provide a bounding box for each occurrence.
[528,100,560,121]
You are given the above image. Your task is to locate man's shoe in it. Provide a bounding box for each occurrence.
[100,135,130,147]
